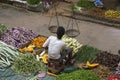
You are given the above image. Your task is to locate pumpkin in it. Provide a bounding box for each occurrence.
[42,54,48,64]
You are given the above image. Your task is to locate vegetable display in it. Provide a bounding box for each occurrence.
[62,35,83,56]
[0,41,19,68]
[86,61,99,68]
[115,62,120,76]
[75,45,100,63]
[56,70,101,80]
[105,10,120,19]
[0,24,8,35]
[0,27,38,48]
[77,0,94,9]
[19,47,34,52]
[42,54,48,64]
[93,51,120,71]
[91,65,113,80]
[88,7,105,17]
[19,36,47,53]
[12,53,46,76]
[27,0,41,5]
[30,36,47,48]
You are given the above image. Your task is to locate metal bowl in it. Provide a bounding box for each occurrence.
[48,25,57,33]
[66,29,80,37]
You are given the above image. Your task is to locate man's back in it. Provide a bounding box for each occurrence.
[43,36,66,59]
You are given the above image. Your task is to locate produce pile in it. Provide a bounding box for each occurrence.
[75,45,101,63]
[71,0,120,20]
[0,27,38,48]
[93,51,120,71]
[62,35,83,56]
[91,65,113,80]
[56,70,101,80]
[0,24,8,35]
[12,53,46,76]
[19,36,47,53]
[0,26,119,80]
[88,7,105,17]
[77,0,94,9]
[115,62,120,76]
[30,36,47,48]
[105,10,120,19]
[0,41,19,69]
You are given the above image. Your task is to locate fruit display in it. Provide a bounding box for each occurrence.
[105,10,120,19]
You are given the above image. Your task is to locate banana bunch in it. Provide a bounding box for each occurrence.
[105,10,120,19]
[62,35,83,56]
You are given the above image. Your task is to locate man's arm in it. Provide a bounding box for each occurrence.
[42,37,50,48]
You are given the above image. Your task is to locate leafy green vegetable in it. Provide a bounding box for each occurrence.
[12,53,46,76]
[56,69,101,80]
[0,41,19,68]
[77,0,94,9]
[27,0,41,5]
[75,45,101,63]
[0,24,8,35]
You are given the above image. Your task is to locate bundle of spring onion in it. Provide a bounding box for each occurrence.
[0,41,20,69]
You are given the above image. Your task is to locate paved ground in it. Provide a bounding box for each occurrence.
[0,3,120,55]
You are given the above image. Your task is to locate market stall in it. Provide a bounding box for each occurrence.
[0,24,120,80]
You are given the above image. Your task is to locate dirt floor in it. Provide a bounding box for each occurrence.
[0,2,120,55]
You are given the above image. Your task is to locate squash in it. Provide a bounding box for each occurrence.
[30,36,47,48]
[19,47,34,52]
[42,54,48,64]
[47,71,57,77]
[86,61,99,68]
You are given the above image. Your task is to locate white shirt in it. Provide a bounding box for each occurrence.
[43,36,66,59]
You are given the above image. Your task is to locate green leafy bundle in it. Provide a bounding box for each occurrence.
[77,0,94,9]
[27,0,41,5]
[12,53,45,76]
[75,45,101,63]
[0,24,8,35]
[56,70,101,80]
[0,41,19,68]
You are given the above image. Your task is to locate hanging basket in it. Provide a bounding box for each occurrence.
[48,25,57,33]
[27,2,43,12]
[66,29,80,37]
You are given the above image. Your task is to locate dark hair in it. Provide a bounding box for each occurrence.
[57,26,65,39]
